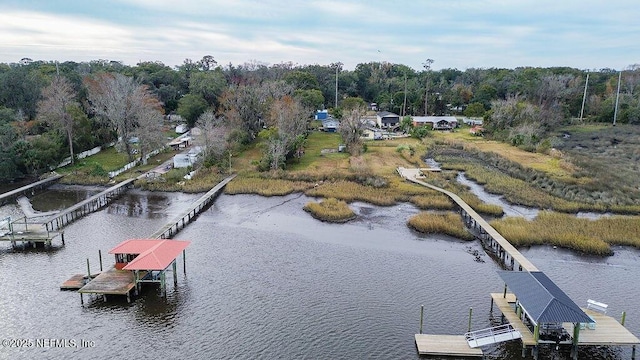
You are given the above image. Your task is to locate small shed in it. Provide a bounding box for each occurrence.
[173,154,192,168]
[315,110,329,120]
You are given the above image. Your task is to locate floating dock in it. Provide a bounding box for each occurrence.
[415,334,483,357]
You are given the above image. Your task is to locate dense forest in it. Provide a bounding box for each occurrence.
[1,56,639,182]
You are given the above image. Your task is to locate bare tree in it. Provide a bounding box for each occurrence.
[134,95,165,165]
[220,80,294,142]
[264,95,308,169]
[85,73,163,162]
[195,110,230,164]
[37,76,78,164]
[339,107,366,155]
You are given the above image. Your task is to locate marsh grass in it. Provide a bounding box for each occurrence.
[303,198,356,222]
[491,211,640,255]
[407,212,474,240]
[409,195,454,210]
[225,176,314,196]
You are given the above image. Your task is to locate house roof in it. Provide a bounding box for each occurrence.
[412,116,458,123]
[377,111,399,118]
[498,271,593,324]
[110,239,190,271]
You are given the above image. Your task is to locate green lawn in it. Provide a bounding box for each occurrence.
[288,131,348,170]
[60,146,130,173]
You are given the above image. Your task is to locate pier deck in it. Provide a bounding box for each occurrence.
[491,293,537,346]
[567,309,640,346]
[60,274,98,290]
[78,268,135,295]
[492,293,640,348]
[0,219,64,247]
[415,334,483,357]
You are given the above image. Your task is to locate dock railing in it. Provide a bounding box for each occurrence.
[465,324,522,348]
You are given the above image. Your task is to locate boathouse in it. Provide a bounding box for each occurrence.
[493,270,639,359]
[78,239,190,303]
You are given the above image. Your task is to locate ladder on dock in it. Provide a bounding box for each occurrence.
[465,324,522,348]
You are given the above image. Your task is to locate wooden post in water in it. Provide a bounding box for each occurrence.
[419,305,424,334]
[503,283,507,298]
[172,260,177,287]
[468,307,473,332]
[98,250,103,272]
[183,249,186,274]
[621,311,627,326]
[86,258,91,278]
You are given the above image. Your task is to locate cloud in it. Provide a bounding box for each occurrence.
[0,1,638,70]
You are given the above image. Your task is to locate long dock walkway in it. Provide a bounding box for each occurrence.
[42,178,136,231]
[397,167,537,272]
[149,174,236,239]
[0,175,63,206]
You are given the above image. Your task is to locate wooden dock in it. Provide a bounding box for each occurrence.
[490,293,537,346]
[78,268,136,302]
[415,334,483,357]
[567,309,640,346]
[397,167,538,272]
[149,174,236,239]
[0,174,63,206]
[43,178,135,231]
[60,273,99,290]
[492,293,640,352]
[0,217,64,248]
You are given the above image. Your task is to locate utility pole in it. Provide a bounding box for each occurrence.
[332,62,343,109]
[423,59,434,116]
[402,73,408,117]
[579,71,589,121]
[613,71,622,126]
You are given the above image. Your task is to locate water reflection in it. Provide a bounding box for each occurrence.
[0,187,638,359]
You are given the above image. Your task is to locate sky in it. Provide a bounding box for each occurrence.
[0,0,638,71]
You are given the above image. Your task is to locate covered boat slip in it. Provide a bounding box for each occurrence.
[493,271,639,358]
[77,239,190,303]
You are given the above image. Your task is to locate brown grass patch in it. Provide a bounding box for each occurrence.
[303,198,356,222]
[407,212,474,240]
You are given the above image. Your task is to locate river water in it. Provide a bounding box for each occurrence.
[0,186,639,360]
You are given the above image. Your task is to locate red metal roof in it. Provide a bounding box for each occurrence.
[109,239,190,271]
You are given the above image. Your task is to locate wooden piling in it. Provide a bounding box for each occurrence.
[99,250,103,272]
[468,307,473,332]
[419,305,424,334]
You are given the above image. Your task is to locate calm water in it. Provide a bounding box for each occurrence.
[0,186,639,360]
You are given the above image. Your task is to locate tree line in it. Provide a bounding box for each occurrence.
[1,56,638,182]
